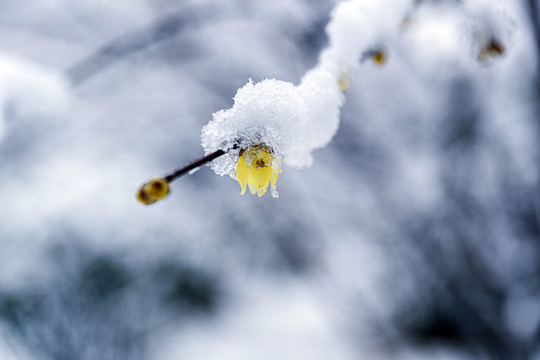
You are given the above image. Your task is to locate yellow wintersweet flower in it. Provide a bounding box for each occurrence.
[478,38,505,63]
[137,177,170,205]
[338,73,351,93]
[236,145,282,197]
[360,47,387,67]
[371,49,387,66]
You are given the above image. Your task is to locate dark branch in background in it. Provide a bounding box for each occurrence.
[527,0,540,96]
[66,4,217,87]
[527,0,540,61]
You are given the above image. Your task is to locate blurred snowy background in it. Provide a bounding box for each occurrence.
[0,0,539,359]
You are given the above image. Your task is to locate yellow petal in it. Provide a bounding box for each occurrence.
[236,145,283,198]
[236,152,249,195]
[252,165,272,196]
[248,182,257,195]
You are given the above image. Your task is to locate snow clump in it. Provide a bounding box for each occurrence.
[201,0,411,178]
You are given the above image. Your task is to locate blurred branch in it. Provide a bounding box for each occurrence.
[527,0,540,67]
[66,5,217,86]
[405,226,514,358]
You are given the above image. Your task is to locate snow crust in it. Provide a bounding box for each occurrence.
[201,0,411,177]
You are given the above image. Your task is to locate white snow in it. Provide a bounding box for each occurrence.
[0,53,68,140]
[0,0,537,359]
[201,0,412,177]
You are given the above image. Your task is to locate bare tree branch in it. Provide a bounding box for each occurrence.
[66,5,217,87]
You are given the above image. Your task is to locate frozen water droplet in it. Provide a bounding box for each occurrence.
[188,167,200,175]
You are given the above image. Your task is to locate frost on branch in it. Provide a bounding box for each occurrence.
[201,0,409,197]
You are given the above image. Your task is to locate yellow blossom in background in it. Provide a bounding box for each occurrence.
[360,48,387,67]
[477,38,505,63]
[236,145,282,197]
[371,49,387,66]
[137,177,169,205]
[338,73,351,93]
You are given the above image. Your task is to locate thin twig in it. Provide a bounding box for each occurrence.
[137,145,238,204]
[164,149,225,182]
[163,144,239,183]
